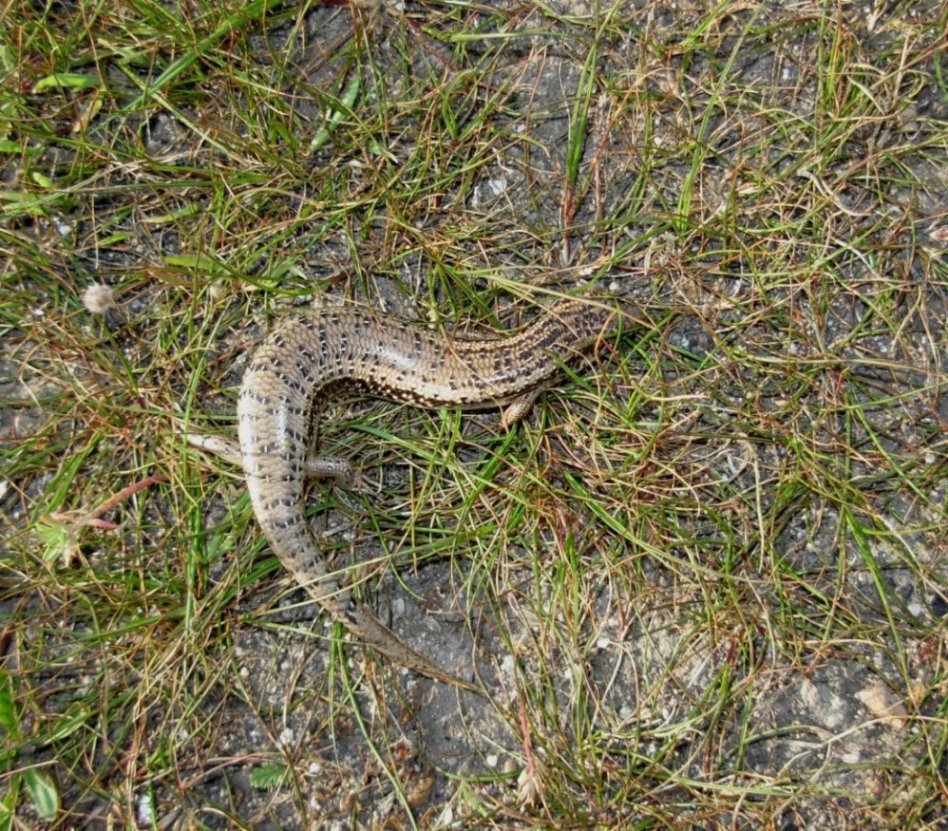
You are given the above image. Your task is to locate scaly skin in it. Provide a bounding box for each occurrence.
[236,296,628,694]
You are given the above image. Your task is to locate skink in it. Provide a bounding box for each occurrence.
[236,296,628,693]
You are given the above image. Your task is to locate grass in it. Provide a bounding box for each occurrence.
[1,0,946,828]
